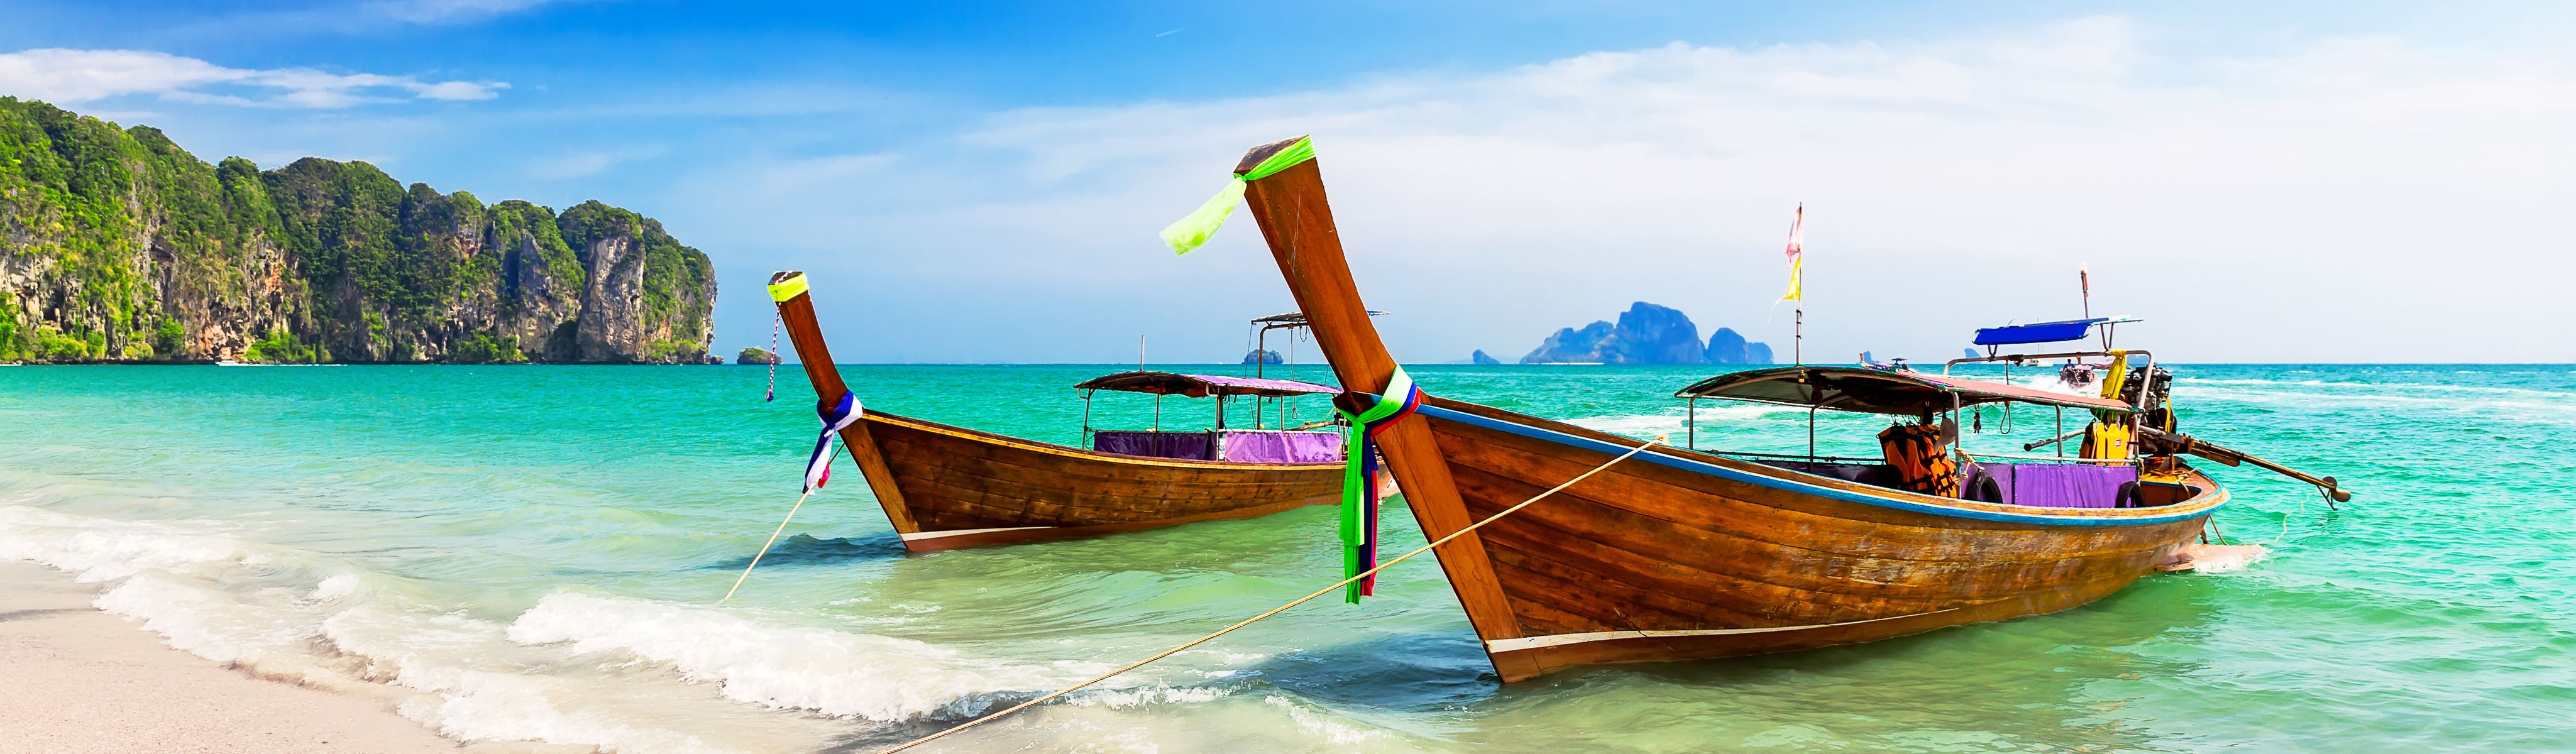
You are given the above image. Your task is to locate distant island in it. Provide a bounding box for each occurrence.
[737,347,776,365]
[1242,349,1283,365]
[0,98,717,364]
[1519,302,1774,364]
[1470,349,1503,365]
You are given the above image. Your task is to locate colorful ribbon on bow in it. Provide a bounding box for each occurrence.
[1336,366,1422,604]
[1159,136,1318,255]
[805,391,864,493]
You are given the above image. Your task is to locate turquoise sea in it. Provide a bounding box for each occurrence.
[2,363,2570,753]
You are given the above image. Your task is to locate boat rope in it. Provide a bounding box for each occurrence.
[876,433,1669,754]
[764,309,781,402]
[2269,486,2327,545]
[722,393,864,602]
[720,488,813,603]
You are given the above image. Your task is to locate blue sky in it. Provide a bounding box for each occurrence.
[6,1,2572,363]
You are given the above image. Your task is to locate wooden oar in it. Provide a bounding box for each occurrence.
[2138,427,2352,506]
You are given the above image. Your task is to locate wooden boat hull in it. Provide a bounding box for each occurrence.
[1225,137,2226,681]
[849,410,1343,551]
[764,271,1343,553]
[1421,398,2220,678]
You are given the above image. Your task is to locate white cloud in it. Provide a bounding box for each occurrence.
[526,145,673,180]
[0,48,506,109]
[366,0,563,25]
[671,15,2576,363]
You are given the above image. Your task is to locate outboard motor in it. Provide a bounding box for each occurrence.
[2118,366,2176,431]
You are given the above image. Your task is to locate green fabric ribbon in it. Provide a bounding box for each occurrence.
[1160,136,1317,255]
[1335,365,1419,604]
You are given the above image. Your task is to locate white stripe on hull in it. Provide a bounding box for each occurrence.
[899,526,1050,542]
[1484,609,1960,653]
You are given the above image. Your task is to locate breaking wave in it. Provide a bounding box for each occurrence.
[507,591,1069,722]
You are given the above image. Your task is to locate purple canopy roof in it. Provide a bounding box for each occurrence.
[1073,371,1339,398]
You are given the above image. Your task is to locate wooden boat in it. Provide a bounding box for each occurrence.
[1225,136,2245,681]
[766,271,1346,551]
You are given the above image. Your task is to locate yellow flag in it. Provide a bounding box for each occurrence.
[1778,204,1803,303]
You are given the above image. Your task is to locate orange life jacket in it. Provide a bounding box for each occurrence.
[1878,422,1959,497]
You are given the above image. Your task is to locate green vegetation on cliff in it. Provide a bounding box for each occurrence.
[0,97,718,363]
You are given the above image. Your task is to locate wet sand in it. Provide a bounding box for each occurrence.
[0,562,517,753]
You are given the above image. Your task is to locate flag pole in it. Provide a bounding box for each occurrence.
[2079,266,2091,319]
[1788,203,1803,366]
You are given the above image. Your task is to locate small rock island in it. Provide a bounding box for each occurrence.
[1518,302,1775,364]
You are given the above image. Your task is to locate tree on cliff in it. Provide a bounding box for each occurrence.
[0,98,718,364]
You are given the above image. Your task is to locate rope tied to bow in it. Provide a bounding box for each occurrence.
[720,391,864,603]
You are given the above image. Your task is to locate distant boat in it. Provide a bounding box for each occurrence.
[765,271,1350,551]
[1223,135,2346,682]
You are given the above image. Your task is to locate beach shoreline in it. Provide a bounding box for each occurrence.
[0,561,552,754]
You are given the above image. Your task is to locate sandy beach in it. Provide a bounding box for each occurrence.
[0,562,531,754]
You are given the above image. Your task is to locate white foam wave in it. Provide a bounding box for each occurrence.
[398,669,720,754]
[1261,695,1387,745]
[92,572,317,665]
[1074,684,1236,709]
[2,504,836,753]
[2183,386,2576,421]
[0,505,252,582]
[509,591,1058,722]
[310,572,364,601]
[2174,376,2572,400]
[324,604,849,754]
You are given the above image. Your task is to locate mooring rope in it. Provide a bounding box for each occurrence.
[763,310,782,403]
[720,489,815,603]
[876,434,1669,753]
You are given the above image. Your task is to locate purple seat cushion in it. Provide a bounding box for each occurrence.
[1986,462,2138,508]
[1092,430,1216,461]
[1218,430,1343,463]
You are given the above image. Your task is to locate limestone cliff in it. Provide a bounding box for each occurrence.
[1519,302,1774,365]
[1519,302,1709,364]
[0,98,715,363]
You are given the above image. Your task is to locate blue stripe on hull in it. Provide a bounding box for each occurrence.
[1413,403,2220,527]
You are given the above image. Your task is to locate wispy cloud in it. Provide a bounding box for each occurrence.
[0,48,506,108]
[365,0,566,25]
[669,16,2576,362]
[526,144,672,180]
[158,0,576,38]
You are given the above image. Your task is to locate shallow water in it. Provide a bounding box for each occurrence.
[2,363,2570,752]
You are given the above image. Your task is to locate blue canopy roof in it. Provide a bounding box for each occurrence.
[1973,318,2110,346]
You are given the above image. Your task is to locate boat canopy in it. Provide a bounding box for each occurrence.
[1969,316,2145,347]
[1675,366,2132,415]
[1973,318,2109,346]
[1074,371,1339,398]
